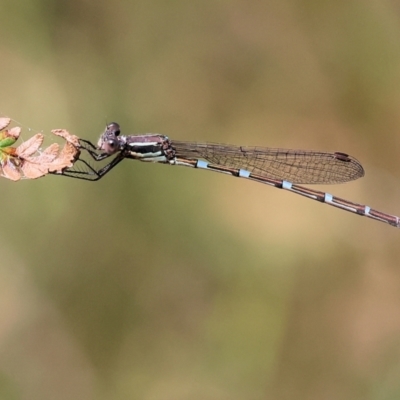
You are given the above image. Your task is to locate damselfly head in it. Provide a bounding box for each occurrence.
[97,122,122,153]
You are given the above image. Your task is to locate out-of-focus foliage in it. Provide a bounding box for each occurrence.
[0,1,400,399]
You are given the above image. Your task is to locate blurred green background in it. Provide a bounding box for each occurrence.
[0,1,400,399]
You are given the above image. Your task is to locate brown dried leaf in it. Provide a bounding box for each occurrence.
[51,129,80,147]
[0,123,81,180]
[61,141,79,161]
[16,134,44,158]
[37,143,60,163]
[7,127,21,140]
[20,143,61,179]
[0,118,11,131]
[20,161,48,179]
[1,159,22,181]
[47,142,79,172]
[43,142,60,155]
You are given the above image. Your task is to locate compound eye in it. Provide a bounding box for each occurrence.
[108,138,118,148]
[107,122,121,136]
[100,137,120,154]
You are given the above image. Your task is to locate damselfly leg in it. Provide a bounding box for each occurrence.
[59,123,125,180]
[60,142,123,181]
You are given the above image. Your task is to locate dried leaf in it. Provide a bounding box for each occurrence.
[61,141,79,161]
[48,142,79,172]
[41,143,60,162]
[51,129,80,147]
[15,134,44,158]
[8,127,21,139]
[0,119,82,181]
[24,143,60,164]
[20,162,47,179]
[0,118,10,131]
[20,143,61,179]
[1,159,21,181]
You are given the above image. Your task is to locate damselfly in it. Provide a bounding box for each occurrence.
[60,122,400,228]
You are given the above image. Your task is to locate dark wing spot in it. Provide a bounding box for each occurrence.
[333,152,351,162]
